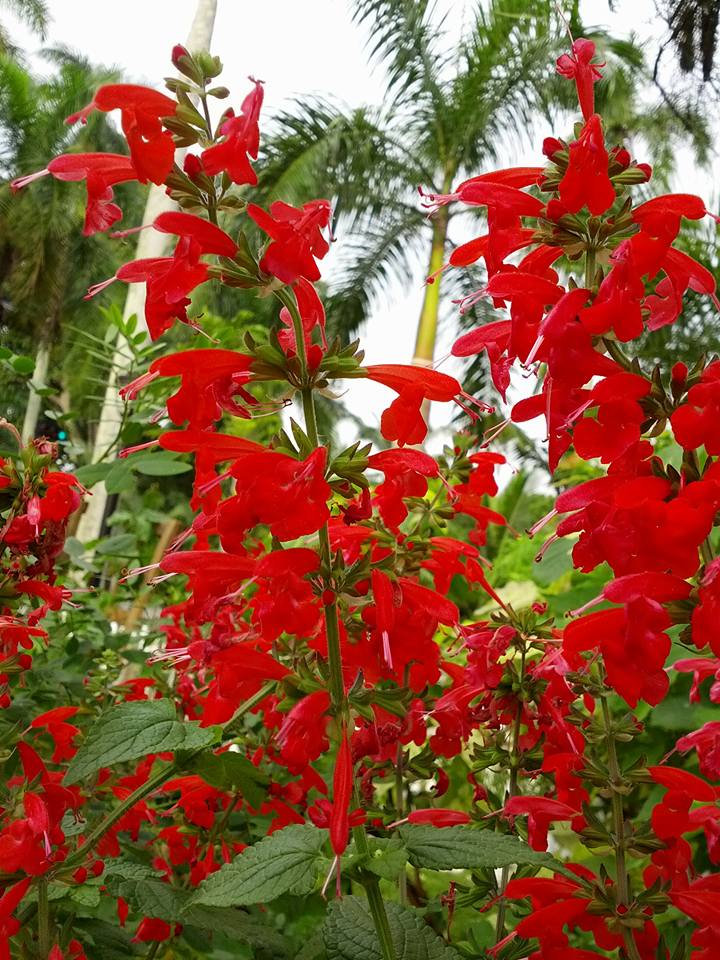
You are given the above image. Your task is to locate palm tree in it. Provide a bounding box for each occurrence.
[258,0,713,399]
[260,0,568,369]
[0,49,135,438]
[0,0,48,58]
[73,0,219,547]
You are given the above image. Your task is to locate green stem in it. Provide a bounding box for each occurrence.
[494,646,526,942]
[144,942,161,960]
[601,697,642,960]
[601,337,635,373]
[395,741,407,906]
[37,877,50,958]
[283,291,395,959]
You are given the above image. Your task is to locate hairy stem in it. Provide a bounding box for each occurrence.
[494,646,526,941]
[601,697,642,960]
[284,293,396,960]
[395,741,408,905]
[37,877,50,958]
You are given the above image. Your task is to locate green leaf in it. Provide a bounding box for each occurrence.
[64,699,217,784]
[323,897,460,960]
[73,463,112,486]
[95,533,137,557]
[131,456,192,476]
[190,824,326,908]
[364,837,408,881]
[183,905,288,954]
[194,751,270,809]
[398,825,552,871]
[104,460,134,494]
[11,354,35,375]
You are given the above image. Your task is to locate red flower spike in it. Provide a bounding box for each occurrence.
[556,38,605,120]
[201,78,264,185]
[559,114,615,216]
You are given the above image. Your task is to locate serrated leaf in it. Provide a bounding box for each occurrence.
[190,824,326,907]
[398,825,552,870]
[133,879,191,922]
[365,837,408,880]
[64,700,216,784]
[183,905,288,954]
[323,897,459,960]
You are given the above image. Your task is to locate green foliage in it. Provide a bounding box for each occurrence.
[398,824,553,870]
[65,699,218,784]
[323,897,460,960]
[191,825,327,908]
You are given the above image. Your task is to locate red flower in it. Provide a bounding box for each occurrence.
[247,199,331,283]
[368,448,439,528]
[201,78,264,184]
[122,348,256,427]
[503,796,581,851]
[133,917,176,943]
[29,706,81,762]
[11,153,138,234]
[219,447,330,545]
[88,213,237,339]
[559,115,615,216]
[251,548,321,642]
[556,38,605,120]
[677,722,720,780]
[364,364,463,446]
[67,84,177,184]
[277,691,331,772]
[564,602,671,707]
[406,809,471,827]
[0,877,31,960]
[672,361,720,455]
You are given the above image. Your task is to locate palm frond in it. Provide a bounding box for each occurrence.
[1,0,48,36]
[259,97,433,220]
[325,204,428,341]
[352,0,449,113]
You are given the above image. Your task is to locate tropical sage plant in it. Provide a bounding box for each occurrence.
[3,33,720,960]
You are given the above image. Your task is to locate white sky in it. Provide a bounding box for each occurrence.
[8,0,712,455]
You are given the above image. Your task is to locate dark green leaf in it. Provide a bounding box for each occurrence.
[190,824,326,907]
[64,699,217,784]
[398,825,552,870]
[104,460,134,494]
[194,751,270,809]
[324,897,460,960]
[183,905,288,954]
[73,462,112,486]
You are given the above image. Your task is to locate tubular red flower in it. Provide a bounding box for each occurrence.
[66,84,177,184]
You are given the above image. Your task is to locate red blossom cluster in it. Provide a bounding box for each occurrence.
[3,35,720,960]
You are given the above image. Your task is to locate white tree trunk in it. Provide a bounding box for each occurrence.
[74,0,218,547]
[21,333,51,443]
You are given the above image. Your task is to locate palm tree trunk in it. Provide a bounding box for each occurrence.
[412,208,449,367]
[21,326,51,442]
[74,0,218,547]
